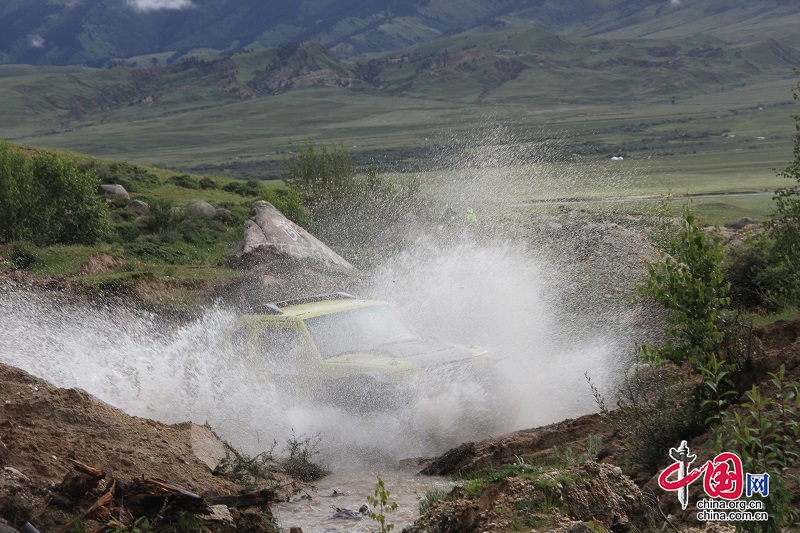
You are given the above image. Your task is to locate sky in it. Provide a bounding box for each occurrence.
[125,0,194,12]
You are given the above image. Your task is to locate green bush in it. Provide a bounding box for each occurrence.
[765,84,800,309]
[168,173,200,189]
[715,365,800,531]
[733,71,800,311]
[281,432,329,482]
[604,366,707,475]
[140,199,178,234]
[124,241,191,264]
[80,160,160,192]
[259,186,311,228]
[0,142,109,246]
[724,233,773,310]
[638,206,730,371]
[284,140,426,264]
[222,179,262,196]
[199,176,219,190]
[10,241,39,270]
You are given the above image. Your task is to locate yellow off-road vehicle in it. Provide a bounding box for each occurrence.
[231,293,497,412]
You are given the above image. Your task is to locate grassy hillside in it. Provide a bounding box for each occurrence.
[2,0,798,66]
[0,147,268,305]
[1,26,797,185]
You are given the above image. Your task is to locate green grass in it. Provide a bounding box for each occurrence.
[740,307,800,328]
[1,18,796,180]
[24,245,102,277]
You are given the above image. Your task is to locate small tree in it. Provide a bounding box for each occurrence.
[284,140,426,264]
[284,139,354,213]
[638,206,730,371]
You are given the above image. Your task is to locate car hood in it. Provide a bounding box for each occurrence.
[370,340,486,367]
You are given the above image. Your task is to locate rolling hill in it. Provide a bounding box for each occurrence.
[2,0,799,66]
[0,0,798,181]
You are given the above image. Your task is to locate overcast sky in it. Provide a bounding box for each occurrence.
[125,0,194,12]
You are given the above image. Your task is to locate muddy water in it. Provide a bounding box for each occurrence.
[274,466,453,532]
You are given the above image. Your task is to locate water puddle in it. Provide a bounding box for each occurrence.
[274,465,453,533]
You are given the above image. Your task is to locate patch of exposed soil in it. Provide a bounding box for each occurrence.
[406,462,654,533]
[78,253,125,275]
[0,363,283,532]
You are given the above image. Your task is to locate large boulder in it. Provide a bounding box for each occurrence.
[232,201,352,269]
[125,199,150,215]
[186,201,216,218]
[96,184,129,200]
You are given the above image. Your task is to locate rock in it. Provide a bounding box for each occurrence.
[0,440,9,466]
[125,199,150,215]
[186,201,216,218]
[207,505,236,530]
[232,200,353,269]
[96,184,129,200]
[3,466,29,481]
[188,423,235,471]
[567,523,591,533]
[724,217,760,229]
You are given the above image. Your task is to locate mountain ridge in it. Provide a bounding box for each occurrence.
[2,0,799,66]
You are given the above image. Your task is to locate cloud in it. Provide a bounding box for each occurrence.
[669,0,681,5]
[125,0,194,12]
[28,34,45,48]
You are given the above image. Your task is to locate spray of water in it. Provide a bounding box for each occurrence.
[0,243,633,469]
[0,126,649,468]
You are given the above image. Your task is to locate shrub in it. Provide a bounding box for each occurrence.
[81,160,160,192]
[724,233,773,310]
[10,241,39,270]
[0,142,109,246]
[215,450,277,491]
[637,206,730,371]
[222,179,262,196]
[281,432,328,482]
[715,365,800,531]
[124,242,190,264]
[734,70,800,311]
[140,199,178,234]
[168,173,200,189]
[284,140,426,264]
[765,90,800,309]
[259,187,311,228]
[199,176,219,190]
[604,366,707,475]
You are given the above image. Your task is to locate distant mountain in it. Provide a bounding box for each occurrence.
[2,0,798,66]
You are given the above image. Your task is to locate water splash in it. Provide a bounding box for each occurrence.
[0,126,647,467]
[0,239,632,468]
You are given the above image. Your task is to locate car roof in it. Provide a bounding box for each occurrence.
[280,298,387,319]
[246,294,390,321]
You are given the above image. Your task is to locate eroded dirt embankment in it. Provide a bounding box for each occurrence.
[0,361,286,531]
[405,319,800,533]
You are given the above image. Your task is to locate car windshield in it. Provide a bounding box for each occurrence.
[304,305,419,359]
